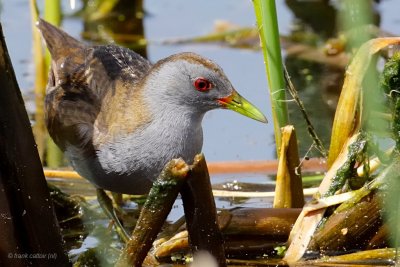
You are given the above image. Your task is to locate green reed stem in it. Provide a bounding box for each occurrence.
[252,0,289,154]
[30,0,47,160]
[44,0,64,167]
[44,0,61,27]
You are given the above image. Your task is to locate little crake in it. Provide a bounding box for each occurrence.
[38,19,267,195]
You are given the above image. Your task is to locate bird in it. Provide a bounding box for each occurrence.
[37,19,267,195]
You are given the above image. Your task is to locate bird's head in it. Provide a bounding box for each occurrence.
[144,52,267,123]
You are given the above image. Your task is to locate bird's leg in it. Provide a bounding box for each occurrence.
[111,192,127,217]
[96,188,131,243]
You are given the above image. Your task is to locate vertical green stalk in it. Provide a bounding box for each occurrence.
[44,0,61,27]
[30,0,47,160]
[252,0,289,154]
[338,0,373,51]
[44,0,64,167]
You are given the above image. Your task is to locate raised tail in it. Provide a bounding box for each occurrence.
[36,18,84,61]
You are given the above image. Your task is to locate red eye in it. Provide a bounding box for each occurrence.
[194,77,212,92]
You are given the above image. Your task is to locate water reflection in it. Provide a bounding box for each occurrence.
[81,0,147,57]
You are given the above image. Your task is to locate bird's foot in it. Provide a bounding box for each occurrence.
[96,188,131,243]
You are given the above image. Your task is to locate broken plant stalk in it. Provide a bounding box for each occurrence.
[312,248,398,264]
[180,154,227,267]
[116,158,189,267]
[274,125,304,208]
[284,133,361,263]
[308,192,383,252]
[153,208,301,259]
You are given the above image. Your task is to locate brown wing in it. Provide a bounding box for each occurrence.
[38,19,151,153]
